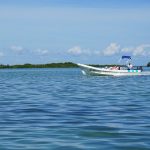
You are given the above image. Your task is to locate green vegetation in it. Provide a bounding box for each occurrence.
[0,62,78,69]
[147,62,150,67]
[0,62,126,69]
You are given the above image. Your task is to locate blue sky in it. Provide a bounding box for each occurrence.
[0,0,150,65]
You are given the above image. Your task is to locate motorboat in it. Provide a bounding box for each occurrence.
[78,56,150,76]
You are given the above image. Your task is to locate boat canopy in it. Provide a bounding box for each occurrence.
[122,56,131,59]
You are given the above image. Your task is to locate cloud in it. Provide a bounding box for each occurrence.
[0,51,4,57]
[132,44,150,56]
[67,44,121,56]
[93,50,102,55]
[10,45,24,53]
[121,44,150,56]
[68,46,82,55]
[121,47,133,53]
[103,43,120,56]
[35,49,49,55]
[96,43,150,57]
[67,46,91,55]
[67,43,150,57]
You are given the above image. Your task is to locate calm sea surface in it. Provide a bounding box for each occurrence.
[0,68,150,150]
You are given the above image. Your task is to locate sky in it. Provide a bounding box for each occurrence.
[0,0,150,65]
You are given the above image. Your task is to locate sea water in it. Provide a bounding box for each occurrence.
[0,68,150,150]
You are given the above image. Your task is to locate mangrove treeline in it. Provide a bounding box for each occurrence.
[0,62,78,69]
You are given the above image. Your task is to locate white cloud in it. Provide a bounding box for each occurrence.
[68,44,120,56]
[68,46,82,55]
[10,46,49,56]
[67,46,91,55]
[10,45,24,53]
[121,47,133,53]
[121,44,150,56]
[132,44,150,56]
[102,43,150,56]
[103,43,120,56]
[0,51,4,57]
[35,49,49,55]
[93,50,102,55]
[67,43,150,57]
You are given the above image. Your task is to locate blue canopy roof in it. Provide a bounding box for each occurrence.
[122,56,131,59]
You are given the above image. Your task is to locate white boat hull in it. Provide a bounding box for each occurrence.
[78,63,150,76]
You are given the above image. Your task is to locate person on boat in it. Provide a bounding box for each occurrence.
[111,66,118,70]
[139,66,143,71]
[127,63,133,70]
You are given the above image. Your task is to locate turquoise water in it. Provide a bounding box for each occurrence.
[0,68,150,150]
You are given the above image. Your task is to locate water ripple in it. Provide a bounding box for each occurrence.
[0,68,150,149]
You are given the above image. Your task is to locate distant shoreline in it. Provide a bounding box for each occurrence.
[0,62,78,69]
[0,62,149,69]
[0,62,119,69]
